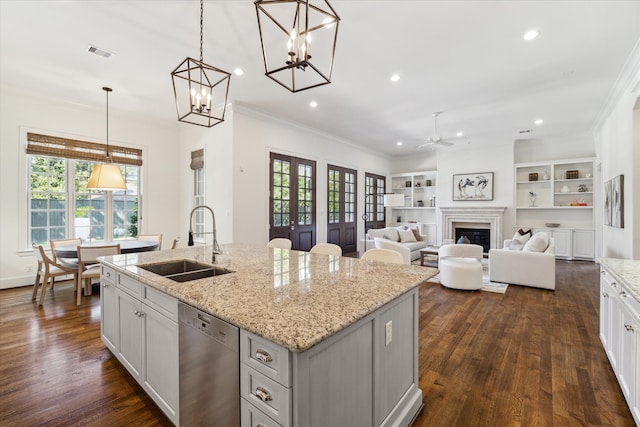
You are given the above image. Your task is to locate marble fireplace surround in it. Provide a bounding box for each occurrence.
[440,207,507,250]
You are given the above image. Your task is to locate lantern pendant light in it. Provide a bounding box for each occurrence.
[255,0,340,93]
[87,87,127,191]
[171,0,231,127]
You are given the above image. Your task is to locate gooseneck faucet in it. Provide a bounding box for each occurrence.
[188,205,222,263]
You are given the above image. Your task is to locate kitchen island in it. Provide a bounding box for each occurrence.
[99,244,438,427]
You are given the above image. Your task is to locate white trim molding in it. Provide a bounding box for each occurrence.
[440,207,507,250]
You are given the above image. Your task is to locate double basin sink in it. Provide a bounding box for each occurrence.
[138,260,233,283]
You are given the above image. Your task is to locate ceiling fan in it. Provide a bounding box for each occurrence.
[417,112,456,148]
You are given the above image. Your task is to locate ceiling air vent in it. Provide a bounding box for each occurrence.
[87,44,114,59]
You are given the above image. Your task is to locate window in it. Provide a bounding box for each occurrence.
[27,132,142,245]
[191,149,205,242]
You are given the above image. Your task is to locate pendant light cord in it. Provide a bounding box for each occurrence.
[103,86,113,161]
[199,0,204,62]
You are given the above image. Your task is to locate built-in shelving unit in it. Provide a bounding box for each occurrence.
[391,171,437,208]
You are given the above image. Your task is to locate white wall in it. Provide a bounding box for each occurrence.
[231,106,391,246]
[593,40,640,260]
[0,89,181,288]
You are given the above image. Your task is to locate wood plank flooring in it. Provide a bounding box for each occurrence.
[0,261,634,426]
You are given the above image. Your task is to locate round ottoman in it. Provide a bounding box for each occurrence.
[439,257,483,290]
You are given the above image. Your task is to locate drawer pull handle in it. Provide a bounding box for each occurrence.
[105,271,112,278]
[602,292,608,298]
[255,349,273,363]
[255,386,272,402]
[625,323,634,332]
[134,310,145,318]
[620,291,627,298]
[103,283,110,288]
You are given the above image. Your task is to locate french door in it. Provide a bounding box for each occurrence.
[269,153,316,251]
[365,172,386,232]
[327,165,357,254]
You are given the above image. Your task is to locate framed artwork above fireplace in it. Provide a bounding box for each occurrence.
[453,172,494,201]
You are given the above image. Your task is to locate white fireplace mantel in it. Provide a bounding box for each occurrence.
[440,207,507,249]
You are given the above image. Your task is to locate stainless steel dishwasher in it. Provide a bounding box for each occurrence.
[179,302,240,427]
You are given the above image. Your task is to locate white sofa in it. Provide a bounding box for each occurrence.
[363,225,427,263]
[488,232,556,290]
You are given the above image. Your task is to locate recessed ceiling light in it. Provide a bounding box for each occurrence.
[309,101,318,108]
[396,141,403,146]
[523,29,539,41]
[456,131,464,137]
[233,68,245,76]
[534,119,544,125]
[390,74,400,82]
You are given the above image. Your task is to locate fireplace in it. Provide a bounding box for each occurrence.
[455,227,490,253]
[440,207,506,250]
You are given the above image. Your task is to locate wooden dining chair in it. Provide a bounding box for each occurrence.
[77,244,120,306]
[137,234,162,250]
[267,238,292,249]
[49,238,82,263]
[33,245,79,306]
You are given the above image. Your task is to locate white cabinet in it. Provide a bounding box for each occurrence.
[572,229,595,259]
[101,268,179,425]
[600,265,640,425]
[550,229,572,258]
[100,266,118,353]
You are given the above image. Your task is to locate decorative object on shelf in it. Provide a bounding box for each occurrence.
[561,185,570,193]
[429,196,436,207]
[405,180,411,187]
[570,199,588,206]
[416,200,424,207]
[528,191,537,207]
[566,170,579,179]
[415,182,421,187]
[453,172,493,201]
[426,179,432,186]
[578,184,588,192]
[528,172,538,181]
[545,223,560,228]
[87,87,127,191]
[254,0,340,93]
[542,171,549,180]
[171,0,231,127]
[585,172,592,178]
[604,175,624,228]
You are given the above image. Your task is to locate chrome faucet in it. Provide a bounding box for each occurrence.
[188,205,222,263]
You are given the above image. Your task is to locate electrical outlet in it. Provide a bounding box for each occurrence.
[385,320,393,346]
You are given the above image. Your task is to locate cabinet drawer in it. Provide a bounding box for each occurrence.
[101,265,116,283]
[619,288,640,318]
[117,272,143,298]
[143,286,178,321]
[240,364,291,427]
[241,398,283,427]
[240,330,291,386]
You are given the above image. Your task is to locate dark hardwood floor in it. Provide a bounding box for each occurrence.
[0,261,634,426]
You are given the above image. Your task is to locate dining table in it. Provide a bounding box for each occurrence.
[54,240,160,259]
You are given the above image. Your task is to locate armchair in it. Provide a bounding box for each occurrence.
[488,238,556,290]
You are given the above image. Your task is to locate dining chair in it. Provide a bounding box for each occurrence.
[33,245,79,306]
[49,238,82,263]
[361,248,405,265]
[137,234,162,250]
[77,244,120,306]
[310,243,342,257]
[267,238,292,249]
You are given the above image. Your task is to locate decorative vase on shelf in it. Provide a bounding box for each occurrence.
[528,191,537,207]
[542,171,549,181]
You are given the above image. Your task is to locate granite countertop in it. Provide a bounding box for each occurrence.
[598,258,640,302]
[101,243,438,353]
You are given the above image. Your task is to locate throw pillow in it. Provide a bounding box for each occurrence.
[410,228,422,241]
[511,231,531,245]
[508,241,525,251]
[522,232,549,253]
[398,228,417,243]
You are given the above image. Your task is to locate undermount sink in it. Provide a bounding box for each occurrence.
[138,260,233,283]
